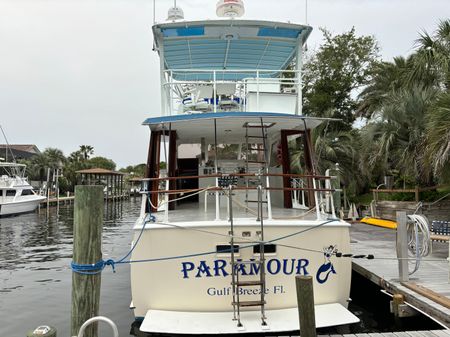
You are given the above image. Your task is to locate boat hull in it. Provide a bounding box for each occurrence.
[130,219,352,323]
[0,197,45,216]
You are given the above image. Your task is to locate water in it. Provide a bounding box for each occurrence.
[0,200,443,337]
[0,199,139,337]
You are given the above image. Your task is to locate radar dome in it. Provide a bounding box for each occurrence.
[216,0,245,18]
[167,6,184,22]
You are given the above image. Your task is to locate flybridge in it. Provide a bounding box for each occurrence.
[152,20,312,116]
[153,20,312,78]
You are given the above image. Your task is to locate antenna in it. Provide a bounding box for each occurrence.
[305,0,308,24]
[0,125,16,163]
[153,0,156,24]
[167,0,184,22]
[216,0,245,18]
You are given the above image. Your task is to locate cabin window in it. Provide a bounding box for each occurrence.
[0,190,3,196]
[216,244,239,254]
[21,189,34,196]
[6,190,16,196]
[253,244,276,254]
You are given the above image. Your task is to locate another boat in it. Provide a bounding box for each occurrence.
[130,1,358,334]
[0,162,46,216]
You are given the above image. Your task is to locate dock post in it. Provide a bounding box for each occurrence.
[296,275,316,337]
[396,211,409,282]
[71,185,104,337]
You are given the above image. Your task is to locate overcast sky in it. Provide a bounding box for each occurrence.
[0,0,448,168]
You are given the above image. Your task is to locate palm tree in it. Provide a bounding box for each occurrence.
[358,56,412,118]
[423,92,450,180]
[360,86,438,184]
[410,19,450,89]
[79,145,94,160]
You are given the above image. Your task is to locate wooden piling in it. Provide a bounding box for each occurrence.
[396,211,409,282]
[71,185,104,337]
[296,275,317,337]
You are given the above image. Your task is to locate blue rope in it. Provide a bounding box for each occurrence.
[70,203,156,275]
[115,219,338,265]
[70,192,339,274]
[71,259,116,275]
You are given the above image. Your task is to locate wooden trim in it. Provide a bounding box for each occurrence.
[142,173,333,182]
[281,130,300,208]
[430,234,449,242]
[145,187,335,194]
[145,131,161,212]
[401,282,450,309]
[168,130,177,210]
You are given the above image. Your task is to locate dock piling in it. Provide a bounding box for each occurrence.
[396,211,409,282]
[71,185,104,337]
[296,275,317,337]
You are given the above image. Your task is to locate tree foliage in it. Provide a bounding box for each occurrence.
[303,27,379,128]
[358,19,450,186]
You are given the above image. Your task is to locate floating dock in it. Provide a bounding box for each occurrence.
[350,223,450,327]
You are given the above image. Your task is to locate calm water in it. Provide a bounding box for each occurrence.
[0,199,139,337]
[0,199,443,337]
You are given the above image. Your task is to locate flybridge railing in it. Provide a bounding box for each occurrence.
[160,69,302,115]
[141,172,336,222]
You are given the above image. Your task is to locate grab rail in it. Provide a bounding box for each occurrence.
[76,316,119,337]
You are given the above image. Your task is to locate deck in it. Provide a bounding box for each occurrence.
[350,223,450,327]
[315,331,450,337]
[150,201,321,223]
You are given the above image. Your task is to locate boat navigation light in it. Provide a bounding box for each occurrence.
[216,0,245,18]
[167,0,184,22]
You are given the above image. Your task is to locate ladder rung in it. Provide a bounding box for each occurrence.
[236,280,264,287]
[233,300,266,307]
[246,136,266,139]
[245,200,267,203]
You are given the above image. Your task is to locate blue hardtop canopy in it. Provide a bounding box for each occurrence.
[153,19,312,81]
[143,112,328,144]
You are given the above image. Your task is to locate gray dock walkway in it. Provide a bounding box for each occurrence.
[350,223,450,327]
[316,331,450,337]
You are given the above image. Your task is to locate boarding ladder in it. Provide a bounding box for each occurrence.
[229,184,267,328]
[244,120,272,219]
[229,118,272,328]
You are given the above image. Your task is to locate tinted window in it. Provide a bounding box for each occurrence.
[6,190,16,196]
[21,189,34,196]
[216,245,239,254]
[253,244,276,254]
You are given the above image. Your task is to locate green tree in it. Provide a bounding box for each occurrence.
[120,164,146,178]
[359,86,438,185]
[25,148,66,181]
[88,156,116,171]
[359,20,450,186]
[79,145,94,160]
[423,92,450,181]
[357,56,412,118]
[303,27,379,128]
[410,20,450,89]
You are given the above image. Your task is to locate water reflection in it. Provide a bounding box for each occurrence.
[0,199,140,337]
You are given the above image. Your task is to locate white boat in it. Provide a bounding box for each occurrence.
[0,162,46,216]
[130,1,359,334]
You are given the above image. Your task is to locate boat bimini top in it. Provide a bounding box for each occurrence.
[143,111,329,144]
[152,20,312,81]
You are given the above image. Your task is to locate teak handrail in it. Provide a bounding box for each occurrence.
[143,186,335,194]
[142,172,334,182]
